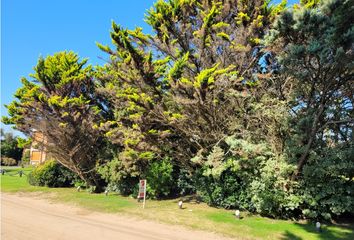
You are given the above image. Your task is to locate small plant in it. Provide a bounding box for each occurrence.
[27,159,78,187]
[74,179,86,188]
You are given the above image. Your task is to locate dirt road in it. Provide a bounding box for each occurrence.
[1,193,231,240]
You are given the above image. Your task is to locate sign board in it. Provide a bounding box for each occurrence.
[138,179,147,208]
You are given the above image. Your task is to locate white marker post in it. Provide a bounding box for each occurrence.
[178,200,183,209]
[235,210,240,219]
[138,180,147,209]
[316,222,321,232]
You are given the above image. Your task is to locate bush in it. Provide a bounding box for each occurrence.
[195,168,252,210]
[28,159,78,187]
[106,177,139,196]
[145,157,175,199]
[195,139,274,210]
[1,157,17,166]
[177,169,196,195]
[99,156,177,198]
[98,157,139,196]
[194,138,302,218]
[21,149,30,166]
[297,146,354,220]
[194,137,354,220]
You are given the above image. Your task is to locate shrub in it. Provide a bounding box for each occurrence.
[106,177,139,196]
[1,157,17,166]
[297,146,354,220]
[99,156,177,198]
[194,137,354,220]
[195,139,273,209]
[195,169,251,210]
[145,157,175,199]
[177,169,196,195]
[21,149,30,166]
[27,159,78,187]
[98,157,139,196]
[194,138,301,218]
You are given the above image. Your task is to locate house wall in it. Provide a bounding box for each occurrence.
[29,132,47,165]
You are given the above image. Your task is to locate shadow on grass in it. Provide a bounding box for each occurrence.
[281,230,303,240]
[281,222,354,240]
[173,195,202,204]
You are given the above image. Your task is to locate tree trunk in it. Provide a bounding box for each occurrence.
[291,103,325,181]
[83,171,104,193]
[75,168,104,193]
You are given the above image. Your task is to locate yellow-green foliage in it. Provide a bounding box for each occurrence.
[236,12,250,25]
[168,52,189,81]
[251,15,264,28]
[212,22,230,30]
[216,32,230,41]
[148,129,158,134]
[300,0,320,8]
[163,111,185,122]
[194,64,234,88]
[201,4,221,30]
[58,122,67,128]
[128,27,149,44]
[30,51,91,88]
[3,51,106,192]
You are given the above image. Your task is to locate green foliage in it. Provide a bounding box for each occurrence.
[98,156,139,196]
[0,130,23,162]
[193,136,342,219]
[300,0,320,8]
[4,0,353,221]
[27,160,78,187]
[145,158,175,198]
[195,169,248,209]
[194,137,293,215]
[99,156,176,199]
[20,150,30,166]
[298,146,354,219]
[176,169,196,195]
[1,157,17,166]
[3,51,109,192]
[264,0,354,219]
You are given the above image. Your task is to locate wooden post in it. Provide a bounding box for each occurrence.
[138,179,147,209]
[143,180,146,209]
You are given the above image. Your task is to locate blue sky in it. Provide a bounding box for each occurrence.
[1,0,154,134]
[1,0,297,135]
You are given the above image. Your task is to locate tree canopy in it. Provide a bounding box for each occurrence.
[3,51,109,192]
[3,0,353,218]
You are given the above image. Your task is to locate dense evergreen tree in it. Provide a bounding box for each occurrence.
[267,0,354,218]
[3,52,109,192]
[97,0,287,178]
[268,0,353,179]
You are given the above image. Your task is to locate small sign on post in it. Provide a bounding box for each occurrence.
[138,179,147,209]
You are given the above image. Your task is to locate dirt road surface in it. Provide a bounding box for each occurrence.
[1,193,232,240]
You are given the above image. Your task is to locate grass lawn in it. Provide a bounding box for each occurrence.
[1,167,353,240]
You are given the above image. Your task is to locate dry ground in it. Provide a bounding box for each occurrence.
[1,193,233,240]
